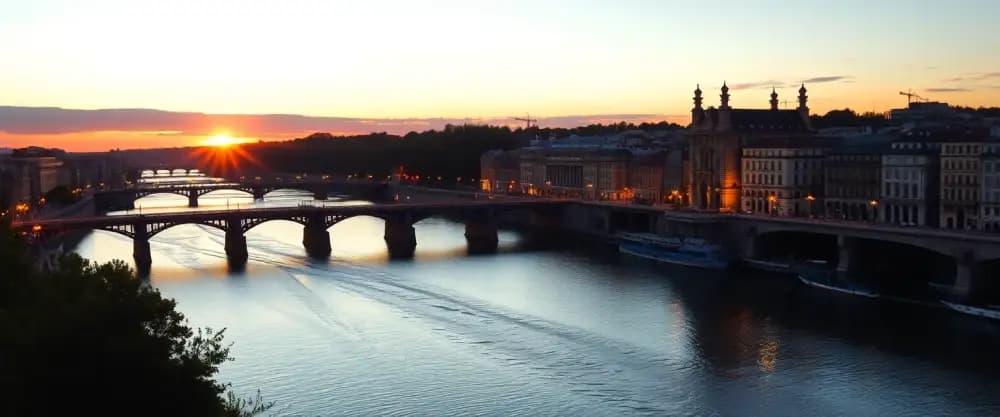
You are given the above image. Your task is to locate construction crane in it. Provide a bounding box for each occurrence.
[899,89,928,105]
[513,114,538,129]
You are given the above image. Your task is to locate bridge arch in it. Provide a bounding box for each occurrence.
[196,188,255,199]
[145,219,230,238]
[134,190,191,201]
[751,230,839,262]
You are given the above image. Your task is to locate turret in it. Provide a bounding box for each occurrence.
[770,87,779,110]
[720,81,731,110]
[717,82,732,130]
[691,84,704,126]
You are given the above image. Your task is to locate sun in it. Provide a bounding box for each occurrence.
[201,134,244,147]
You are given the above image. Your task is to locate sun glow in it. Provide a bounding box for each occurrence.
[201,134,245,147]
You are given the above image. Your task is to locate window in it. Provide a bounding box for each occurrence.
[778,176,782,185]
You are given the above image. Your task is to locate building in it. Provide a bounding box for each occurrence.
[981,146,1000,232]
[0,147,67,206]
[480,129,687,202]
[825,145,882,221]
[939,129,992,230]
[741,137,831,216]
[480,150,522,194]
[687,83,815,211]
[628,151,667,203]
[880,133,941,226]
[518,148,630,199]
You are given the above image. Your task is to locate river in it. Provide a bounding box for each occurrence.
[68,189,1000,416]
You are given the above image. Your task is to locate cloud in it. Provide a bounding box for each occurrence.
[729,80,781,90]
[926,87,972,93]
[944,72,1000,82]
[0,106,684,144]
[799,75,853,84]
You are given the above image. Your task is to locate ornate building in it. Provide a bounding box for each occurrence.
[686,83,815,211]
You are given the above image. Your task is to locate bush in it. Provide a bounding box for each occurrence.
[0,222,272,416]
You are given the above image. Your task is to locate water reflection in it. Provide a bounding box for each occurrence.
[62,193,1000,416]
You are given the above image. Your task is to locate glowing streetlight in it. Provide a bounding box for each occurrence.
[806,195,815,217]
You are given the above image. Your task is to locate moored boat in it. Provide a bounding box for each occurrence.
[940,300,1000,320]
[796,264,879,298]
[619,233,731,270]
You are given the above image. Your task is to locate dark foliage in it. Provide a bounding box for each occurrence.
[810,108,890,129]
[233,121,683,180]
[0,219,271,416]
[43,185,78,206]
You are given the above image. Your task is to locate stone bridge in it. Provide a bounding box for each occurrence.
[94,180,391,211]
[15,199,566,276]
[731,215,1000,296]
[559,203,1000,298]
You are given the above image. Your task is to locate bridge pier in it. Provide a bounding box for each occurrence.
[465,219,499,254]
[313,189,329,201]
[252,187,265,201]
[225,218,248,270]
[133,223,152,277]
[384,217,417,258]
[187,189,199,207]
[302,216,331,258]
[835,235,853,275]
[952,251,976,299]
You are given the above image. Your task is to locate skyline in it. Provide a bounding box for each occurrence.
[3,0,1000,150]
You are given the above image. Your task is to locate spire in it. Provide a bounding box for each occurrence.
[769,87,779,110]
[720,81,730,110]
[797,83,808,112]
[690,84,705,127]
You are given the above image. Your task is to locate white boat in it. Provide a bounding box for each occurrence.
[797,272,880,298]
[619,233,731,270]
[743,258,792,273]
[940,300,1000,320]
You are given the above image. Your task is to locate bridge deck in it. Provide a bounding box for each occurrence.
[14,199,567,230]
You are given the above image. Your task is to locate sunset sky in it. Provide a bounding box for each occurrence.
[2,0,999,151]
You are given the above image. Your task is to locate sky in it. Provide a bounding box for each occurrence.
[2,0,999,151]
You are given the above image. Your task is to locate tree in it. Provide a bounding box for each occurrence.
[43,185,78,206]
[0,219,272,416]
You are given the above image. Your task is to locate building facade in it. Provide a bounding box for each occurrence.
[742,138,829,216]
[687,83,815,212]
[480,150,522,194]
[518,148,630,200]
[940,138,988,230]
[825,145,882,221]
[981,147,1000,232]
[880,136,940,226]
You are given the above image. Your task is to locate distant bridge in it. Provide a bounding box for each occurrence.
[95,180,391,211]
[15,199,566,275]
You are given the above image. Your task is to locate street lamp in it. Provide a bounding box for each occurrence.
[768,195,777,215]
[869,200,879,223]
[806,195,816,218]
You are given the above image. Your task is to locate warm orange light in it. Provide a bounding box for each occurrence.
[31,225,42,232]
[200,134,247,147]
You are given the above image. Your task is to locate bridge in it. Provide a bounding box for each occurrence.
[561,204,1000,298]
[94,180,391,211]
[15,199,567,276]
[731,214,1000,297]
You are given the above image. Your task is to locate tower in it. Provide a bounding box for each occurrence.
[798,84,809,113]
[770,87,779,111]
[691,84,704,126]
[717,82,732,130]
[720,81,731,110]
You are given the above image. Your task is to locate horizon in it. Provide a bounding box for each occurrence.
[3,0,1000,150]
